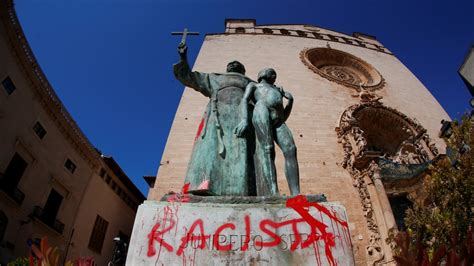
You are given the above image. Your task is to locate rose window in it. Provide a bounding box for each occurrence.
[300,48,384,90]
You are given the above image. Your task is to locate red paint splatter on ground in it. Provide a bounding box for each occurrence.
[195,117,206,141]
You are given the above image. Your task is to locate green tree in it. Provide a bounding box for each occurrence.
[403,115,473,257]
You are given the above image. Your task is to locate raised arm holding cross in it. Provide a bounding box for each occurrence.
[171,26,259,196]
[172,28,199,58]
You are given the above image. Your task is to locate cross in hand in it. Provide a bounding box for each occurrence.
[171,28,200,45]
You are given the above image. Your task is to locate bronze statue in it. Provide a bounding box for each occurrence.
[235,68,300,196]
[173,42,255,196]
[172,28,301,197]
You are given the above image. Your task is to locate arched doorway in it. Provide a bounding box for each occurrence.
[337,101,439,264]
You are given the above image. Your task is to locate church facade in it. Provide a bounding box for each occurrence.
[149,19,450,264]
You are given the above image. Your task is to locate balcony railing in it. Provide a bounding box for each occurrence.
[0,185,25,205]
[32,206,65,234]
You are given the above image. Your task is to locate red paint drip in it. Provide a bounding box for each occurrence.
[240,215,251,251]
[213,223,236,251]
[286,195,349,266]
[195,117,205,141]
[147,218,175,256]
[254,220,283,248]
[167,183,191,203]
[176,219,210,256]
[313,240,322,266]
[290,220,302,251]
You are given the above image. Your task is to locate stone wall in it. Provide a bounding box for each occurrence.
[149,21,450,264]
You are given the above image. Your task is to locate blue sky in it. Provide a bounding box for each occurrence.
[14,0,473,195]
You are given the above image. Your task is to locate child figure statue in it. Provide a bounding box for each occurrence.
[235,68,300,196]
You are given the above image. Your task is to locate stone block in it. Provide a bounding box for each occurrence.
[127,199,354,265]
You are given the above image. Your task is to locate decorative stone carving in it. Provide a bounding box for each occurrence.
[300,48,385,91]
[352,163,385,265]
[321,65,362,85]
[353,87,383,103]
[337,102,439,169]
[336,102,440,264]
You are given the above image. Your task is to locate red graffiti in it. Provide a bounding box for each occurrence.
[147,214,175,256]
[177,219,210,256]
[195,117,205,141]
[213,223,236,251]
[167,183,190,203]
[286,195,349,266]
[241,215,251,251]
[254,219,284,248]
[146,195,351,266]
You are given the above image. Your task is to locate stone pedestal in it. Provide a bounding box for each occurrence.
[127,197,354,265]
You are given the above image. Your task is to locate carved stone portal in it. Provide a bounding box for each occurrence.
[337,101,438,171]
[336,101,439,265]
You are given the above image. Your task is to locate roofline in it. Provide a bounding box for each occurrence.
[204,33,392,55]
[353,32,377,40]
[102,156,146,201]
[224,18,256,28]
[225,19,378,41]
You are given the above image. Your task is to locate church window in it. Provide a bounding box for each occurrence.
[235,27,245,33]
[262,28,273,34]
[88,215,109,253]
[64,159,76,174]
[2,76,16,95]
[300,48,383,90]
[33,122,47,139]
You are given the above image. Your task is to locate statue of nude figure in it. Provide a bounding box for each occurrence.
[235,68,300,196]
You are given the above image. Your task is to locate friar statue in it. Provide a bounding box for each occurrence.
[173,42,255,196]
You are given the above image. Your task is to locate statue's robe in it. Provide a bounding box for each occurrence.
[174,59,254,196]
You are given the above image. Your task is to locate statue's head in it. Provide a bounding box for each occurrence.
[226,61,246,75]
[257,68,277,84]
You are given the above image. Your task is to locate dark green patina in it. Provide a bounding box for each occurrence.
[378,158,431,182]
[173,42,255,196]
[173,39,300,197]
